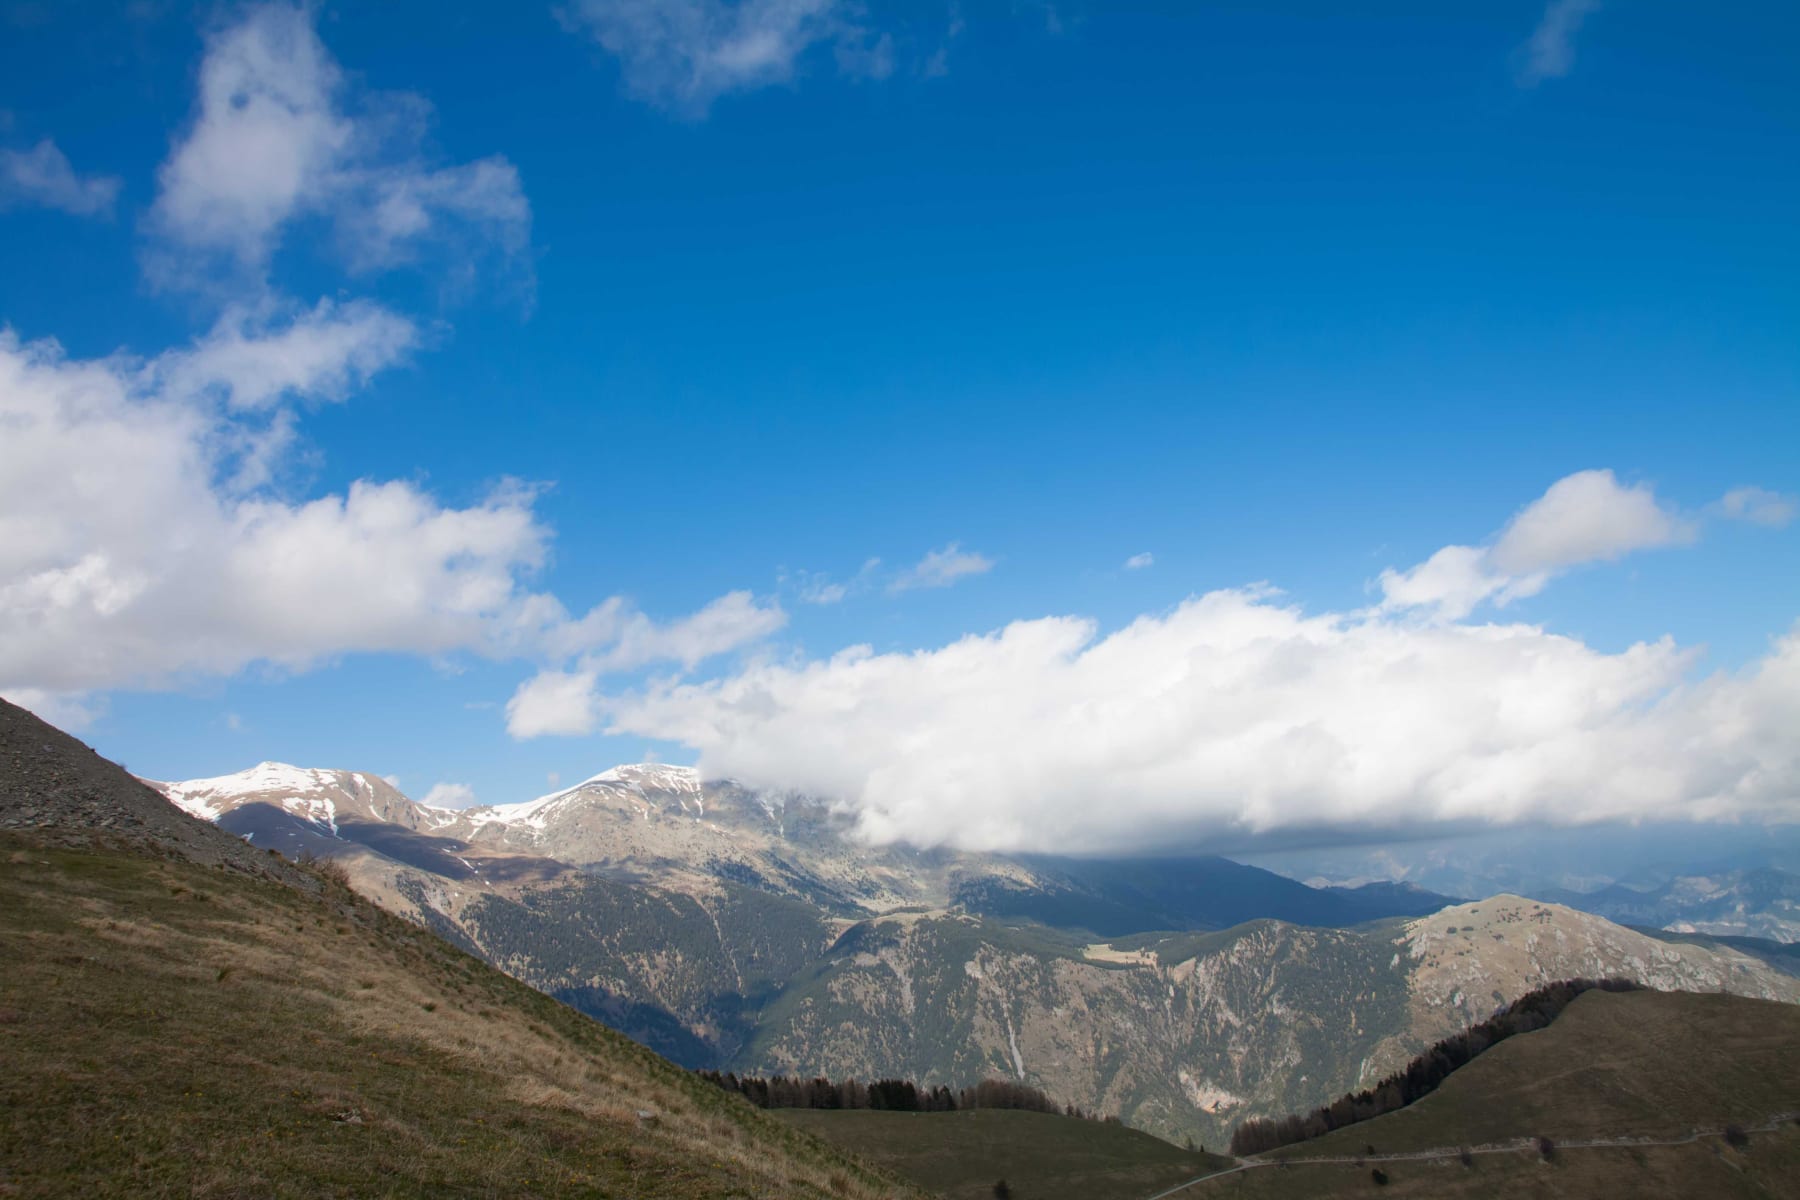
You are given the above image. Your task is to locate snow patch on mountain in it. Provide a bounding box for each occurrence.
[157,762,350,833]
[445,764,705,831]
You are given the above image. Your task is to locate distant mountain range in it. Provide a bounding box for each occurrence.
[154,760,1454,933]
[150,760,1800,1147]
[1541,869,1800,944]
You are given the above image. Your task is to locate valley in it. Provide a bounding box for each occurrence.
[149,751,1800,1151]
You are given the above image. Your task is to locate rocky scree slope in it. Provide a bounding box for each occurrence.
[2,698,311,886]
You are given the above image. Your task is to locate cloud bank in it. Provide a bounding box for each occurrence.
[594,472,1798,854]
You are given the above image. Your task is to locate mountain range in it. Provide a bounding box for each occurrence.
[148,759,1800,1148]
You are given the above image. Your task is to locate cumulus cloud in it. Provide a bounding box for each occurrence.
[584,470,1799,854]
[422,781,478,809]
[1124,552,1154,570]
[0,139,121,217]
[0,312,780,739]
[0,321,549,713]
[559,0,895,114]
[1717,486,1797,529]
[890,542,994,592]
[1489,469,1691,575]
[147,3,529,286]
[603,590,1800,855]
[1518,0,1601,86]
[1379,469,1693,620]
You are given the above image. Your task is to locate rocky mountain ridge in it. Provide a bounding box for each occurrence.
[147,757,1800,1146]
[1543,868,1800,943]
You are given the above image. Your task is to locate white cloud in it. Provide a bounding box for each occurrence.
[1379,469,1692,620]
[148,3,529,285]
[0,306,779,739]
[530,589,788,670]
[1124,552,1154,570]
[1717,486,1797,529]
[890,542,994,592]
[505,589,788,737]
[2,687,105,732]
[1489,469,1691,575]
[604,588,1800,855]
[422,781,478,809]
[0,321,550,710]
[0,139,121,217]
[507,668,604,738]
[789,556,880,605]
[152,298,418,412]
[1518,0,1601,86]
[559,0,892,114]
[803,578,848,605]
[921,5,964,79]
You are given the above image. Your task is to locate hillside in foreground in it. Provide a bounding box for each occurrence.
[0,699,917,1199]
[1185,986,1800,1198]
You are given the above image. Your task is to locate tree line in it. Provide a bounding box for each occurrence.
[1229,978,1644,1156]
[696,1071,1113,1122]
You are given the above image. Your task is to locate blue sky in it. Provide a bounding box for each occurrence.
[1,1,1795,851]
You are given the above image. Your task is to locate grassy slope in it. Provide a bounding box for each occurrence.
[774,1108,1233,1200]
[0,832,923,1200]
[1188,988,1800,1198]
[1286,987,1800,1151]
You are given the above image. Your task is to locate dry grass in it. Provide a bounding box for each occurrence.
[777,1108,1233,1200]
[1204,1129,1800,1199]
[1185,988,1800,1199]
[0,833,923,1199]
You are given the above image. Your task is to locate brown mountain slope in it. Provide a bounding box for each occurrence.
[0,698,310,882]
[0,699,920,1199]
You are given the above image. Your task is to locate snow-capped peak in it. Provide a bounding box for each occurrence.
[153,761,378,835]
[450,763,707,832]
[591,763,701,793]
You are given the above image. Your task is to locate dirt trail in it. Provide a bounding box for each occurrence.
[1144,1109,1800,1198]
